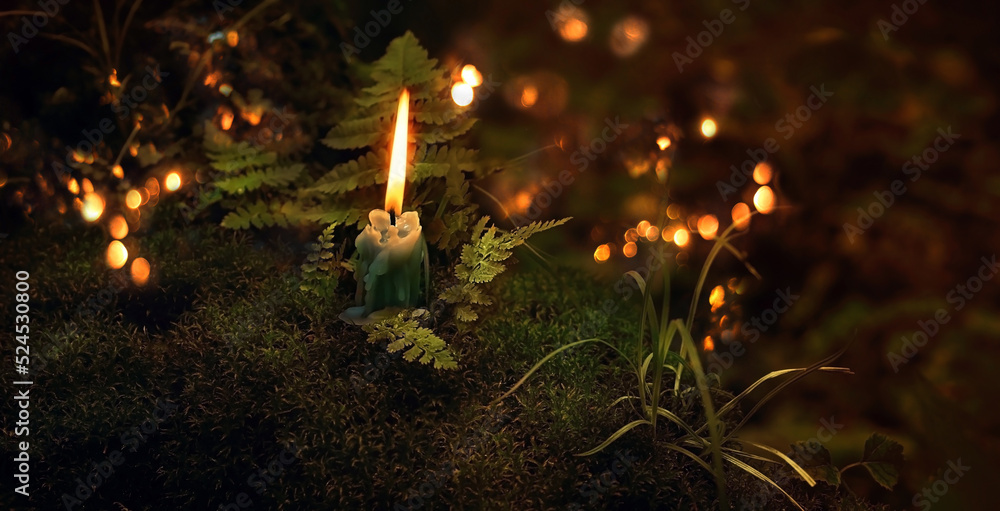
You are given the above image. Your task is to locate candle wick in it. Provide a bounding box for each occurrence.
[389,209,396,226]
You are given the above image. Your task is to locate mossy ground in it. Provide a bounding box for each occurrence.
[1,220,886,510]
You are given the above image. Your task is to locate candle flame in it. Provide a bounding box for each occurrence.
[385,88,410,216]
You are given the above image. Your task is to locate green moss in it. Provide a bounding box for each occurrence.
[0,224,886,510]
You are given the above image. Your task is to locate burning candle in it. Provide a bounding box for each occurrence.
[342,89,426,323]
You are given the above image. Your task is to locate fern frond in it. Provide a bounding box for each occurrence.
[364,310,457,370]
[215,164,305,194]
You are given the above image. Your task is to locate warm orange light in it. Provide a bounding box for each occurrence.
[219,83,233,96]
[131,257,150,286]
[673,228,690,247]
[82,178,94,194]
[623,241,638,258]
[513,191,532,212]
[109,69,120,87]
[220,106,234,130]
[451,82,474,107]
[656,136,672,150]
[520,85,538,108]
[226,30,239,47]
[165,172,181,191]
[645,225,660,241]
[145,177,160,197]
[754,186,775,214]
[637,220,651,233]
[112,164,124,179]
[67,178,80,195]
[697,214,719,240]
[106,240,128,269]
[204,71,220,87]
[700,117,717,138]
[242,109,262,126]
[81,193,105,222]
[594,244,611,263]
[558,12,588,42]
[666,203,682,220]
[129,142,139,157]
[732,202,751,230]
[709,285,725,312]
[109,215,129,239]
[125,190,142,209]
[461,65,482,87]
[753,162,773,185]
[624,228,639,243]
[703,336,715,351]
[385,88,410,216]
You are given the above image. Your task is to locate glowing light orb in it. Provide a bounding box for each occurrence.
[709,285,725,312]
[451,82,474,107]
[520,85,538,108]
[697,214,719,240]
[731,202,751,230]
[673,228,690,247]
[460,65,482,87]
[700,118,718,138]
[131,257,150,286]
[753,162,773,184]
[109,215,129,239]
[165,172,181,192]
[594,244,611,263]
[623,241,638,258]
[126,190,142,209]
[106,240,128,269]
[754,186,775,214]
[81,193,105,222]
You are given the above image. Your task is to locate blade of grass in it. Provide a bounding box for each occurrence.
[738,440,817,486]
[576,419,651,456]
[722,452,806,511]
[492,338,633,405]
[676,319,729,510]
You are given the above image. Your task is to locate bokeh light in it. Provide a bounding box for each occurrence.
[753,162,773,185]
[709,285,725,312]
[697,214,719,240]
[645,225,660,241]
[731,202,751,230]
[461,65,482,87]
[81,193,105,222]
[754,186,775,214]
[106,240,128,269]
[656,136,672,150]
[126,190,142,209]
[451,82,474,106]
[609,16,649,57]
[673,228,690,247]
[700,118,718,138]
[555,7,589,42]
[623,241,638,258]
[131,257,150,286]
[165,172,182,192]
[594,244,611,263]
[520,85,538,108]
[109,215,129,239]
